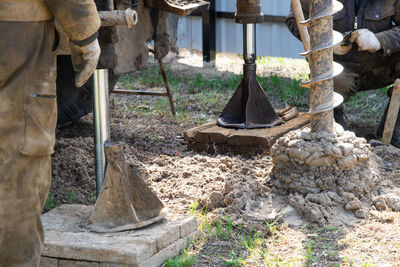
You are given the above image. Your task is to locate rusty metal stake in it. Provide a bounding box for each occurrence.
[299,0,344,134]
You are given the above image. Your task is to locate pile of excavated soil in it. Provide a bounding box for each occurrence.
[271,126,380,226]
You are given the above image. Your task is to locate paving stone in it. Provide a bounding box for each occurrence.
[41,205,197,266]
[99,263,133,267]
[154,221,180,252]
[173,216,198,238]
[59,260,99,267]
[40,257,58,267]
[139,230,200,267]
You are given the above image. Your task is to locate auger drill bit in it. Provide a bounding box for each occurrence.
[217,0,281,129]
[299,0,344,134]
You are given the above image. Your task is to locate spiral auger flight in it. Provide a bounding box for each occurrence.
[300,0,344,134]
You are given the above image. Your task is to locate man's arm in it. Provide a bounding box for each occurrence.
[375,0,400,56]
[286,0,310,40]
[45,0,101,42]
[45,0,101,87]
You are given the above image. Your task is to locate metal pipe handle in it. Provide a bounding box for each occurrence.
[99,8,138,28]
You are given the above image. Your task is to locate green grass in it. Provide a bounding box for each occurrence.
[44,192,59,211]
[165,251,197,267]
[65,190,76,203]
[303,227,344,266]
[116,65,308,125]
[178,201,303,266]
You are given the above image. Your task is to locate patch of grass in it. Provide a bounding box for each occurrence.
[265,215,283,235]
[165,251,197,267]
[258,73,309,108]
[219,251,244,266]
[44,192,58,211]
[65,190,76,203]
[303,227,344,266]
[116,64,308,124]
[344,87,389,124]
[186,202,298,266]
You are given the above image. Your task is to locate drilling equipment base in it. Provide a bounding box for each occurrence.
[40,205,198,267]
[184,116,310,154]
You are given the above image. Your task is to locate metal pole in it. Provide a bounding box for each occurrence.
[106,0,114,11]
[202,0,216,63]
[93,69,111,196]
[243,23,256,63]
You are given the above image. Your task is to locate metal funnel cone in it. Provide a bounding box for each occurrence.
[218,64,282,129]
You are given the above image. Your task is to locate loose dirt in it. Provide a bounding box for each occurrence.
[50,50,400,266]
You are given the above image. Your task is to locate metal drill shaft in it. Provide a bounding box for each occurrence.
[244,23,256,64]
[93,69,111,196]
[309,0,334,133]
[299,0,344,134]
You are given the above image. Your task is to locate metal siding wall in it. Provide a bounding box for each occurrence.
[177,0,304,59]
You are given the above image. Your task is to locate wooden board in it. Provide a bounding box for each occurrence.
[184,116,310,154]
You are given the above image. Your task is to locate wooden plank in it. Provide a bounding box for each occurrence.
[226,128,270,147]
[198,125,235,144]
[187,142,215,153]
[226,116,309,148]
[382,80,400,145]
[183,121,216,142]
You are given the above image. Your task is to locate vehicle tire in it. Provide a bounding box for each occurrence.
[56,55,120,127]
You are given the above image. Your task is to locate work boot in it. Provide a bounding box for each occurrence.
[334,106,347,130]
[377,101,400,148]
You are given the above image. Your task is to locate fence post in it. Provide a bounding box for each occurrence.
[202,0,216,63]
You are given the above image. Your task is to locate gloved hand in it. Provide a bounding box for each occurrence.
[333,32,354,55]
[350,28,382,53]
[69,39,101,88]
[333,41,353,55]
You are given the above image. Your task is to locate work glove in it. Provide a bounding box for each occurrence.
[350,28,382,53]
[333,31,353,55]
[333,41,353,55]
[69,39,101,88]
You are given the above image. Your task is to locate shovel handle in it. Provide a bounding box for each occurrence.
[291,0,311,51]
[382,79,400,145]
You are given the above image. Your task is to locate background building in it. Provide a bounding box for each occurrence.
[176,0,303,59]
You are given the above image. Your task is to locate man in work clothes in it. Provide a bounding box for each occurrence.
[286,0,400,148]
[0,0,101,265]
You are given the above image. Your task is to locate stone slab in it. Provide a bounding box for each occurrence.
[59,260,99,267]
[40,257,59,267]
[41,205,198,266]
[184,116,310,154]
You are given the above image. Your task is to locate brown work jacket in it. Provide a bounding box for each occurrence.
[0,0,100,42]
[286,0,400,70]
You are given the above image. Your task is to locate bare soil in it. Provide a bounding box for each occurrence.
[49,50,400,266]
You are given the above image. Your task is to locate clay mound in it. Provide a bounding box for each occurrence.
[268,126,399,226]
[208,126,400,227]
